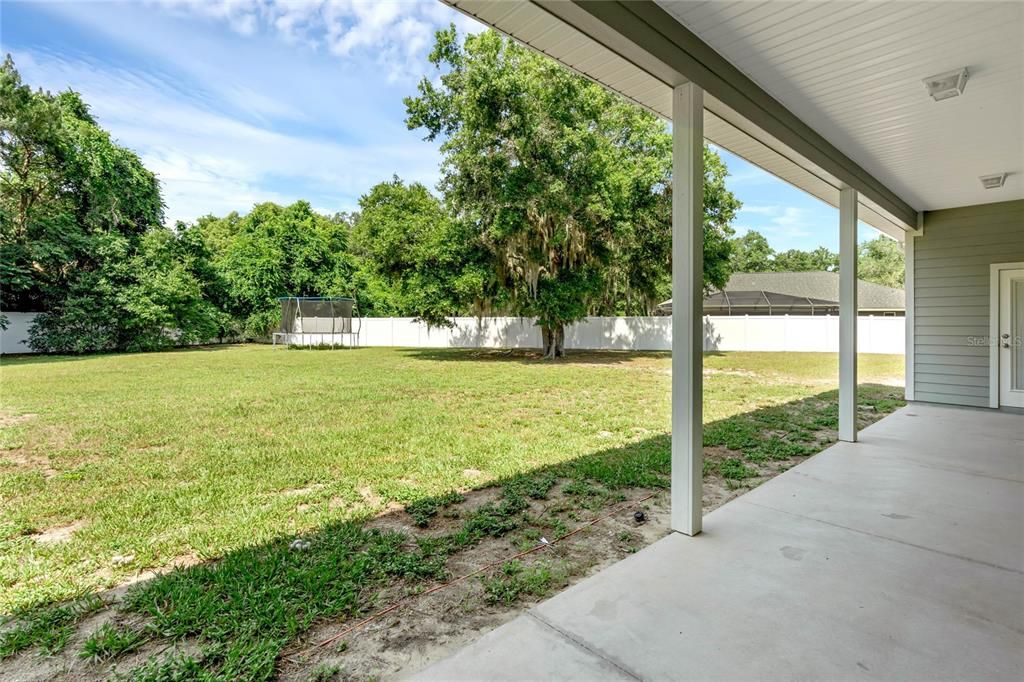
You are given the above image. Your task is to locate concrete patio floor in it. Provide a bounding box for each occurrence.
[413,404,1024,681]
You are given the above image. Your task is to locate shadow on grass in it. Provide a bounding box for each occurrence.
[0,384,904,679]
[396,348,725,365]
[0,343,244,367]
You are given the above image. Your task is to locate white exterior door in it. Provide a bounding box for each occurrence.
[998,269,1024,408]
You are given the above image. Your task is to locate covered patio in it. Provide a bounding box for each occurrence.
[415,403,1023,679]
[414,0,1023,678]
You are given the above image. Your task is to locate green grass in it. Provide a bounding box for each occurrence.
[0,345,904,675]
[79,622,148,662]
[406,491,466,527]
[0,594,103,658]
[481,560,569,606]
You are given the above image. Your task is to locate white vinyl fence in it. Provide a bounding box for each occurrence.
[284,315,905,354]
[0,312,39,355]
[2,313,906,355]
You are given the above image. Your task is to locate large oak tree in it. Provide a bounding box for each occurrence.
[405,28,740,357]
[1,56,225,352]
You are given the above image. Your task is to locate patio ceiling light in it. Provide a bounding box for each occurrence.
[979,173,1008,189]
[922,67,969,101]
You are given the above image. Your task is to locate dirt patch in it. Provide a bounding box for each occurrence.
[702,445,747,511]
[358,486,404,515]
[280,484,326,497]
[365,485,504,538]
[0,448,58,478]
[1,608,200,682]
[127,553,204,585]
[703,367,759,378]
[30,519,87,544]
[277,490,669,681]
[0,412,38,429]
[357,486,384,507]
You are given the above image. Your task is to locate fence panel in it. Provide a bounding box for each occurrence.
[351,315,904,354]
[1,313,905,355]
[0,312,39,354]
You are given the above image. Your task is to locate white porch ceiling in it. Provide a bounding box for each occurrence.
[444,1,913,236]
[443,1,1023,237]
[656,1,1024,212]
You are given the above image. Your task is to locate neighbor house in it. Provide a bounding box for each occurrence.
[416,2,1024,679]
[659,270,905,316]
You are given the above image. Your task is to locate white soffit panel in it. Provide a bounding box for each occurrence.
[657,0,1024,211]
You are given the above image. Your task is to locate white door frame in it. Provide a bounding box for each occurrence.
[988,261,1024,408]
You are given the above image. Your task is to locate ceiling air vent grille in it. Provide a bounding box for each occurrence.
[923,68,969,101]
[979,173,1007,190]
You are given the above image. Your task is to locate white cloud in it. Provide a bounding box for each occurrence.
[11,48,441,224]
[140,149,292,220]
[148,0,265,36]
[769,207,814,238]
[147,0,482,81]
[221,84,310,124]
[725,164,777,187]
[732,204,834,245]
[738,204,781,216]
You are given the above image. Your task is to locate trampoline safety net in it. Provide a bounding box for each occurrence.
[275,297,359,347]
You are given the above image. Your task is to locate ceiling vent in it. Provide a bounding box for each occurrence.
[922,67,969,101]
[979,173,1008,190]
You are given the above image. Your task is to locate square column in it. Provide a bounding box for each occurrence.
[839,187,858,442]
[671,82,704,535]
[904,233,916,401]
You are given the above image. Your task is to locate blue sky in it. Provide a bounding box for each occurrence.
[1,0,872,252]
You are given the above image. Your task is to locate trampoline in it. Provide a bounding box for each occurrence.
[272,296,361,348]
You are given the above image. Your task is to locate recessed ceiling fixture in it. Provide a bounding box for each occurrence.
[979,173,1007,190]
[922,67,969,101]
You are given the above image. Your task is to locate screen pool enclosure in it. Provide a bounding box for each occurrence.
[273,296,361,348]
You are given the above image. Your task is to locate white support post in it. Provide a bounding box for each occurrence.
[904,230,916,401]
[839,187,858,443]
[671,82,704,536]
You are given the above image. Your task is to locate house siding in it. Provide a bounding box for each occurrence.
[913,200,1024,407]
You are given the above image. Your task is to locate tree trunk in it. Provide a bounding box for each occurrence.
[542,323,565,359]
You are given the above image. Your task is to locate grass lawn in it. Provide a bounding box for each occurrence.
[0,345,904,678]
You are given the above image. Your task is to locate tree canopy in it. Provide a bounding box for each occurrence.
[0,56,189,352]
[730,230,775,273]
[857,234,904,288]
[404,28,740,356]
[199,201,355,337]
[350,176,486,324]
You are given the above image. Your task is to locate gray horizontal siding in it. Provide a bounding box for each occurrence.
[913,199,1024,407]
[916,286,989,299]
[914,391,990,408]
[916,354,990,368]
[916,363,991,376]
